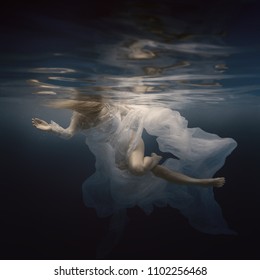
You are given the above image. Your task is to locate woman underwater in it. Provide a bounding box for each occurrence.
[32,94,237,235]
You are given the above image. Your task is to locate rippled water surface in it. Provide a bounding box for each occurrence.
[1,1,260,108]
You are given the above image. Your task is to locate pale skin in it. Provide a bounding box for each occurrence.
[32,111,225,188]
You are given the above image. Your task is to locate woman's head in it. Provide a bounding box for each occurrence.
[47,94,104,116]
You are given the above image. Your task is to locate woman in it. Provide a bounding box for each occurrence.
[32,95,237,234]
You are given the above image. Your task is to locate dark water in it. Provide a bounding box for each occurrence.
[0,0,260,259]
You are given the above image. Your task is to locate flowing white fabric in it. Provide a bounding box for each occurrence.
[82,104,237,234]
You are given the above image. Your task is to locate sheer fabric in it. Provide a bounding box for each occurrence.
[82,104,237,234]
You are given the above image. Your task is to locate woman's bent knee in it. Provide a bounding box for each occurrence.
[128,163,146,176]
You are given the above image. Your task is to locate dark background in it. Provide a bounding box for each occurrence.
[0,0,260,259]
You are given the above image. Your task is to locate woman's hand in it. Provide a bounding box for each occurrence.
[32,118,52,131]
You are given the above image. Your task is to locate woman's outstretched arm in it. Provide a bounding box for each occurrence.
[32,112,80,139]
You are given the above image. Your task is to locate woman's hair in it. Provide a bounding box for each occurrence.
[47,95,104,118]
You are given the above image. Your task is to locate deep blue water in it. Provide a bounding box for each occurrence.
[0,0,260,259]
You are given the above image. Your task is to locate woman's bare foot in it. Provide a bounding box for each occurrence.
[151,153,162,165]
[200,177,225,188]
[212,177,225,188]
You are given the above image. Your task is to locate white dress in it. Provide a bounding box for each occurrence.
[81,104,237,234]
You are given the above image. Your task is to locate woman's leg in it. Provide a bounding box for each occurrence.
[151,165,225,188]
[127,137,225,187]
[128,138,162,176]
